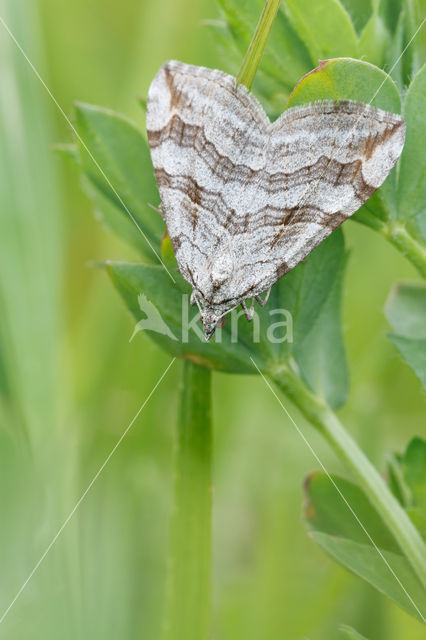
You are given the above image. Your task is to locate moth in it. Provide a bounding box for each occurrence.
[146,61,405,339]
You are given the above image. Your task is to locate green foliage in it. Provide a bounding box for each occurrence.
[74,103,163,261]
[213,0,425,109]
[398,64,426,223]
[388,438,426,539]
[65,0,426,631]
[385,281,426,388]
[212,2,426,278]
[283,0,358,61]
[287,58,400,110]
[107,231,348,408]
[304,469,426,620]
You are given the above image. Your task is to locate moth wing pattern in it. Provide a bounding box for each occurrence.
[265,100,405,281]
[146,60,405,335]
[146,60,271,304]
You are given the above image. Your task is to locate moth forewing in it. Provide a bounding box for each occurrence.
[146,60,405,339]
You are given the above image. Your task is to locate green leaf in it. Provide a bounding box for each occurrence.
[107,219,346,384]
[304,471,400,552]
[387,452,412,508]
[304,470,426,620]
[310,532,426,620]
[403,438,426,511]
[288,57,401,113]
[358,11,390,67]
[385,281,426,388]
[387,438,426,539]
[380,0,403,34]
[385,281,426,338]
[254,230,349,409]
[387,335,426,388]
[339,624,369,640]
[291,234,349,409]
[282,0,358,63]
[276,230,345,354]
[107,262,261,374]
[339,0,373,34]
[387,8,405,90]
[397,64,426,221]
[82,176,147,257]
[74,103,163,261]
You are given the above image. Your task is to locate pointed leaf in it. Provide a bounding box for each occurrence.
[397,64,426,220]
[311,532,426,621]
[385,281,426,388]
[387,438,426,539]
[387,335,426,388]
[294,247,348,409]
[339,0,374,34]
[288,57,401,111]
[282,0,358,63]
[268,231,348,404]
[358,12,390,67]
[385,281,426,338]
[403,437,426,511]
[107,262,266,374]
[304,469,426,620]
[74,103,163,261]
[304,471,400,552]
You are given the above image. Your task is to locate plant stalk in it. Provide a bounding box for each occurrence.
[163,361,213,640]
[381,223,426,279]
[270,363,426,590]
[355,212,426,279]
[236,0,281,90]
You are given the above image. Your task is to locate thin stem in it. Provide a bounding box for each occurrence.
[163,361,212,640]
[381,222,426,279]
[270,363,426,590]
[356,213,426,279]
[236,0,281,90]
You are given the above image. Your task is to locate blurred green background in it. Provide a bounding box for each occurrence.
[0,0,424,638]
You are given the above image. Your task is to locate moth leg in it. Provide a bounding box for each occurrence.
[190,290,198,307]
[255,287,271,308]
[241,299,255,322]
[147,201,165,218]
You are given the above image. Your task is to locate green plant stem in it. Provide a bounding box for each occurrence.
[355,210,426,278]
[380,223,426,279]
[163,361,212,640]
[236,0,281,90]
[270,362,426,590]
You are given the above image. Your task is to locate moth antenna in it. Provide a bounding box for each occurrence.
[255,287,271,307]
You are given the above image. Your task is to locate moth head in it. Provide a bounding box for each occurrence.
[200,307,225,341]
